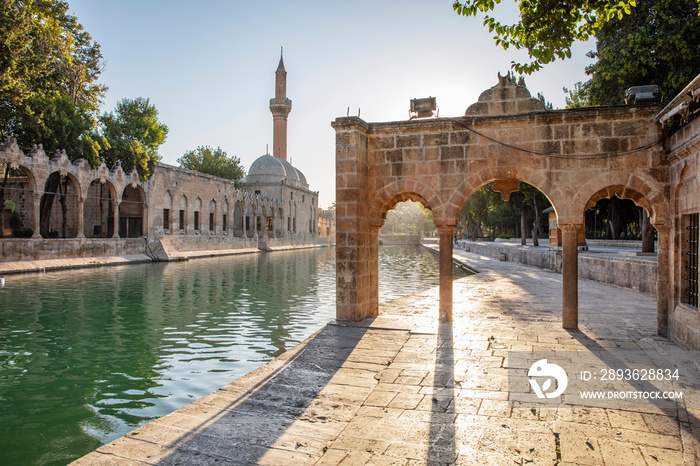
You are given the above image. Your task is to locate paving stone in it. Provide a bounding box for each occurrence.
[597,438,647,465]
[639,445,686,466]
[71,254,698,465]
[607,409,650,431]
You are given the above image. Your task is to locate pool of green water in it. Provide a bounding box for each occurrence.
[0,245,468,465]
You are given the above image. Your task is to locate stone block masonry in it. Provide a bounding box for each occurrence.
[334,72,700,350]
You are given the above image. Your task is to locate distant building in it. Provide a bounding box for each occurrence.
[0,52,321,259]
[318,209,335,245]
[240,52,319,242]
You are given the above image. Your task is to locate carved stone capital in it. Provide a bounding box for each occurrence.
[558,223,583,233]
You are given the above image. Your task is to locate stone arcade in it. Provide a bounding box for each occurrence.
[334,73,700,351]
[0,54,319,260]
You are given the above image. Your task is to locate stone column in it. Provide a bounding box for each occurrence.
[32,192,41,238]
[369,226,380,317]
[560,224,579,329]
[332,117,371,321]
[76,197,85,238]
[438,227,455,322]
[655,225,670,336]
[141,203,148,237]
[112,199,120,239]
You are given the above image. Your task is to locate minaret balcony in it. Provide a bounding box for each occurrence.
[270,98,292,116]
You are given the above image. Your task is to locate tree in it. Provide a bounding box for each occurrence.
[585,0,700,105]
[459,182,551,241]
[452,0,639,74]
[0,0,106,143]
[460,184,499,240]
[100,97,168,178]
[0,0,106,238]
[177,146,245,185]
[21,95,103,164]
[563,81,592,108]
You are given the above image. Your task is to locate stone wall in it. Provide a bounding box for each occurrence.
[333,75,667,328]
[454,241,657,296]
[0,142,320,259]
[668,110,700,350]
[0,237,148,261]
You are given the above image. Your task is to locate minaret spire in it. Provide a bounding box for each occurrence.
[270,48,292,160]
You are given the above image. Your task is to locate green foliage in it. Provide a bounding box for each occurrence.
[453,0,640,74]
[0,0,106,151]
[177,146,246,185]
[100,97,168,178]
[563,81,593,108]
[380,201,435,235]
[19,94,103,165]
[459,182,551,239]
[585,0,700,105]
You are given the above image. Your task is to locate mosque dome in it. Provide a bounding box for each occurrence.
[248,154,286,178]
[295,167,308,185]
[244,153,308,188]
[278,158,299,182]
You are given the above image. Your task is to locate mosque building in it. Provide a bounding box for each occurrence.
[241,52,319,239]
[0,53,321,259]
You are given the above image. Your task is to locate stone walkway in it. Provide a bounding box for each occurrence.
[0,245,322,276]
[72,251,700,465]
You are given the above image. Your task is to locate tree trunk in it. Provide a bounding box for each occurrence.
[532,190,540,247]
[606,197,621,239]
[641,208,655,252]
[521,205,527,245]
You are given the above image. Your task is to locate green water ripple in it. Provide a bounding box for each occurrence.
[0,245,467,465]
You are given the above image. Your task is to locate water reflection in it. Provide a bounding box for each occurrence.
[0,245,467,465]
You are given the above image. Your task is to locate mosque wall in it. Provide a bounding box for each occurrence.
[0,53,322,262]
[0,146,320,263]
[668,115,700,350]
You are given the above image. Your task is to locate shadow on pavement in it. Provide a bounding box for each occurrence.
[428,322,457,464]
[150,323,370,464]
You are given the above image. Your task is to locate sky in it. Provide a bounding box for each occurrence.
[66,0,597,210]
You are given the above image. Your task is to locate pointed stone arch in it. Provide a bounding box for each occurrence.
[208,199,217,234]
[85,179,118,237]
[40,171,81,238]
[119,184,146,238]
[333,77,664,328]
[233,200,244,237]
[371,181,438,227]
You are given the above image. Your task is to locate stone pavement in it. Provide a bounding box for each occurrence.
[0,253,154,275]
[0,245,323,276]
[72,250,700,465]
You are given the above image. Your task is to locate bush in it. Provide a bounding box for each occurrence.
[9,212,21,230]
[12,228,33,238]
[47,229,59,238]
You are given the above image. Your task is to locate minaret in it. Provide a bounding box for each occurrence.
[270,48,292,160]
